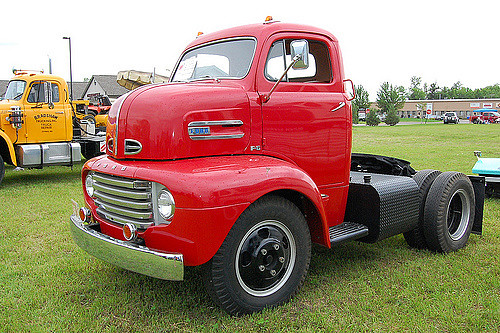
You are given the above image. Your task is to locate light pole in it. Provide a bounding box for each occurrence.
[63,36,73,101]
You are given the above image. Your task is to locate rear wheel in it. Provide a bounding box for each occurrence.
[404,169,441,249]
[203,196,311,316]
[423,172,475,252]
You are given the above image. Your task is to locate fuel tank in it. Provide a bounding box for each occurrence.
[107,81,251,160]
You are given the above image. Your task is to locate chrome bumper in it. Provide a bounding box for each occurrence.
[70,214,184,281]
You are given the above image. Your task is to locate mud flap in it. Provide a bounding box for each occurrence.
[468,175,485,235]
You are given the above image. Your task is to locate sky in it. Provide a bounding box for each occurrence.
[1,0,499,100]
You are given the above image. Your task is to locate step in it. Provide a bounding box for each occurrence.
[329,222,369,244]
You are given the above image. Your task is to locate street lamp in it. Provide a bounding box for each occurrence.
[62,36,73,101]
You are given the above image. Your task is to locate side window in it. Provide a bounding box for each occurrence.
[27,82,45,103]
[51,83,60,103]
[265,40,286,81]
[26,81,59,103]
[264,39,332,83]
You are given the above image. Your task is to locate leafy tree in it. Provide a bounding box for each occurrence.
[366,109,380,126]
[408,76,426,100]
[376,82,406,114]
[426,82,440,100]
[479,84,500,99]
[384,105,400,126]
[352,85,370,124]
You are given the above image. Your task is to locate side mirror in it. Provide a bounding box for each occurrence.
[290,39,309,69]
[343,79,356,101]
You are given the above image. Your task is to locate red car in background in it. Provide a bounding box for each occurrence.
[470,110,500,124]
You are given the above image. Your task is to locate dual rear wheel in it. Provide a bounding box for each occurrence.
[405,170,475,252]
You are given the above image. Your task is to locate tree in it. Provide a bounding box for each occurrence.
[352,85,370,124]
[408,76,426,100]
[376,82,406,114]
[385,105,400,126]
[366,109,380,126]
[426,82,440,100]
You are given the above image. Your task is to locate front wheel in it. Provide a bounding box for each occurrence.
[203,196,311,316]
[0,154,4,185]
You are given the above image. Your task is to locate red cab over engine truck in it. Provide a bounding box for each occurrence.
[70,20,485,315]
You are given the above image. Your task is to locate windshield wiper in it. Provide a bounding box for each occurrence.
[188,76,220,83]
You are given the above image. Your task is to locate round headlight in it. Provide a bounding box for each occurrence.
[85,173,94,197]
[158,189,175,220]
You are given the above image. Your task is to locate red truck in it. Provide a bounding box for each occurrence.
[70,20,485,316]
[470,110,500,124]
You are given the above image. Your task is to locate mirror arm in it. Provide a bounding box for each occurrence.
[262,54,301,103]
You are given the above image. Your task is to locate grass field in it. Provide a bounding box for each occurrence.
[1,123,499,332]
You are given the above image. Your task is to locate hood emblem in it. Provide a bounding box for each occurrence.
[188,127,210,136]
[187,120,245,141]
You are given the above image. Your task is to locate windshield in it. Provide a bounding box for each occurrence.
[172,38,256,82]
[4,80,27,100]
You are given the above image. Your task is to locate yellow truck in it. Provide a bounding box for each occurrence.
[0,71,107,185]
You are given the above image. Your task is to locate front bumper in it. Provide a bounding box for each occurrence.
[70,214,184,281]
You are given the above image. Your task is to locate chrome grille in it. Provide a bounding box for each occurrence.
[93,172,154,229]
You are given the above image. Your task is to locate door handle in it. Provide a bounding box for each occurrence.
[330,102,346,112]
[55,111,64,114]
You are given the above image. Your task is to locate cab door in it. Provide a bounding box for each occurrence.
[24,80,68,143]
[257,34,350,188]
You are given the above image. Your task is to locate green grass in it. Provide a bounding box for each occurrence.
[1,123,499,332]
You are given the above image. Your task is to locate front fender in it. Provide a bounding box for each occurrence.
[85,155,329,266]
[0,130,17,166]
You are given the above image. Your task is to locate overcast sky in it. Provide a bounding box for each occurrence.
[2,0,499,100]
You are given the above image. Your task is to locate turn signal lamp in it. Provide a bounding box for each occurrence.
[79,207,91,223]
[197,31,204,37]
[265,16,273,22]
[123,223,137,241]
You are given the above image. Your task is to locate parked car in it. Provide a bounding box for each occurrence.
[470,110,500,124]
[443,112,459,124]
[472,151,500,197]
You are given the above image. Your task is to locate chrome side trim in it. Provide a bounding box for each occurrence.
[190,134,245,141]
[70,214,183,281]
[187,120,245,140]
[188,120,243,127]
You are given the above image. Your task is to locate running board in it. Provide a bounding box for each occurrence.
[329,222,369,244]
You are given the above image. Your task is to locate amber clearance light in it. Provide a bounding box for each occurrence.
[123,223,137,241]
[79,207,91,223]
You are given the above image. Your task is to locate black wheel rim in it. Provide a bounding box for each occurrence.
[235,220,296,297]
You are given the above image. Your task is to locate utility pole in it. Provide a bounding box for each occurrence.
[63,37,73,101]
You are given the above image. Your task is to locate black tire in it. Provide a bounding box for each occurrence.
[404,169,442,249]
[82,114,96,125]
[0,154,5,185]
[203,196,311,316]
[423,172,475,253]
